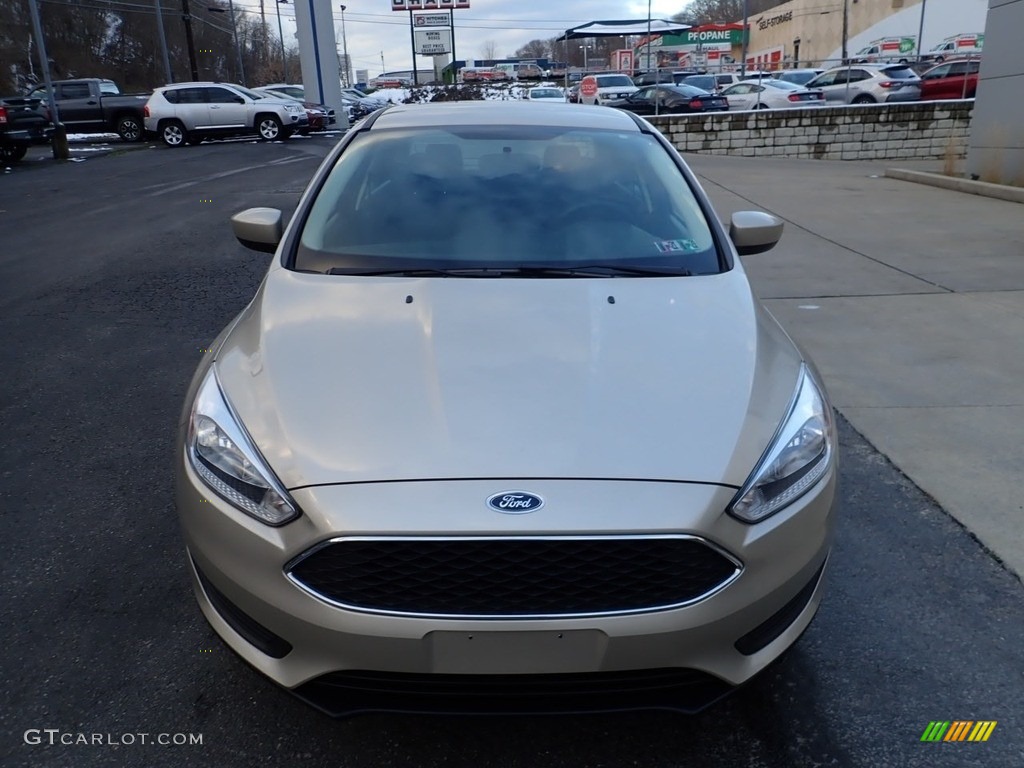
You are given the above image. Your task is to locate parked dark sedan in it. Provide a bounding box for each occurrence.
[608,85,729,116]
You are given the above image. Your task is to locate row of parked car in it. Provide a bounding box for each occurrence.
[0,78,391,160]
[563,59,980,115]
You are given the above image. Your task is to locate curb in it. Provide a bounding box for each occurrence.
[885,168,1024,204]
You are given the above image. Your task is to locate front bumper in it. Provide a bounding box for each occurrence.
[177,446,837,713]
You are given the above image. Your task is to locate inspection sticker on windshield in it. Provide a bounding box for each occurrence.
[655,239,699,253]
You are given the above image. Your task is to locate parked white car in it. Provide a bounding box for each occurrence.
[525,86,567,102]
[720,79,826,110]
[144,82,307,147]
[577,73,638,105]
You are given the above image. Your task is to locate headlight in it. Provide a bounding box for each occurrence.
[285,104,303,113]
[728,365,834,524]
[186,367,300,526]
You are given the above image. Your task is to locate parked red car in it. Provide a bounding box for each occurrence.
[918,59,980,100]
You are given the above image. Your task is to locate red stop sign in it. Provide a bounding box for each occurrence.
[580,78,598,97]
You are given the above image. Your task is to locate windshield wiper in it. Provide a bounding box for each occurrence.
[328,266,693,278]
[327,267,465,277]
[500,265,694,278]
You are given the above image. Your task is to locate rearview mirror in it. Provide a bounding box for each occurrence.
[729,211,784,255]
[231,207,283,253]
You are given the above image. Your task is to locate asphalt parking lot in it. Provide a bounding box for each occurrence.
[1,136,1023,768]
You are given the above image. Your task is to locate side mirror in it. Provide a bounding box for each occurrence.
[231,207,283,253]
[729,211,783,255]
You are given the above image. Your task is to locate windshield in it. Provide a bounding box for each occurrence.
[881,67,918,80]
[672,85,710,97]
[530,89,563,99]
[295,125,721,276]
[99,80,120,95]
[596,75,634,88]
[764,80,800,90]
[779,71,818,85]
[681,76,715,91]
[259,90,300,102]
[231,85,266,100]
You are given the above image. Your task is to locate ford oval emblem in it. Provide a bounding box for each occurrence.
[486,491,544,514]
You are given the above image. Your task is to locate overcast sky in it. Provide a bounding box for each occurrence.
[233,1,689,78]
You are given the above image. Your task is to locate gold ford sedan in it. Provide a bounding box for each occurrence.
[175,101,838,717]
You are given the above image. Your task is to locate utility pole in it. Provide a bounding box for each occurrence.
[180,0,199,80]
[154,0,173,82]
[841,0,849,62]
[26,0,69,159]
[339,4,350,87]
[210,2,247,84]
[409,8,418,86]
[449,8,456,82]
[276,0,288,81]
[740,0,749,75]
[227,0,246,85]
[259,0,267,68]
[915,0,928,60]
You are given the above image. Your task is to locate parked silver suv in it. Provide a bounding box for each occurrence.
[804,64,921,104]
[144,82,307,147]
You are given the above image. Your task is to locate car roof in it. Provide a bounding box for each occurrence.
[160,81,243,89]
[369,101,641,131]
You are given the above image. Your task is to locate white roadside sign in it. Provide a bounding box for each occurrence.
[414,28,452,55]
[414,13,450,26]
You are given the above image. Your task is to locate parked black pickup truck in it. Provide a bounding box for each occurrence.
[25,78,148,142]
[0,95,54,162]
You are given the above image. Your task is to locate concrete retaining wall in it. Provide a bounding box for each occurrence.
[650,101,974,161]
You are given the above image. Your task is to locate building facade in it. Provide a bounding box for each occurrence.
[743,0,990,69]
[636,0,990,72]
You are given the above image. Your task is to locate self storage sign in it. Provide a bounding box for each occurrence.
[393,0,469,10]
[414,13,450,26]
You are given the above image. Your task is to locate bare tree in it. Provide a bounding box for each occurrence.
[479,40,497,60]
[514,39,550,60]
[672,0,777,26]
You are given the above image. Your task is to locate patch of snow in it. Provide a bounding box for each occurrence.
[66,133,120,142]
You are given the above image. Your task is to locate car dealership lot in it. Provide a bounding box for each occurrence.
[1,138,1023,767]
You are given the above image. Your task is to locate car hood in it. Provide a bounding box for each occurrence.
[215,267,804,489]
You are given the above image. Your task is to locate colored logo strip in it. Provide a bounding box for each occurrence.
[920,721,996,742]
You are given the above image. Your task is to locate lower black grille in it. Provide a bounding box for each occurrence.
[292,668,734,717]
[193,558,292,659]
[287,536,740,617]
[734,559,826,656]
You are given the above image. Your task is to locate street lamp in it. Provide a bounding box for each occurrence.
[579,43,593,70]
[339,4,350,88]
[276,0,288,82]
[207,3,246,85]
